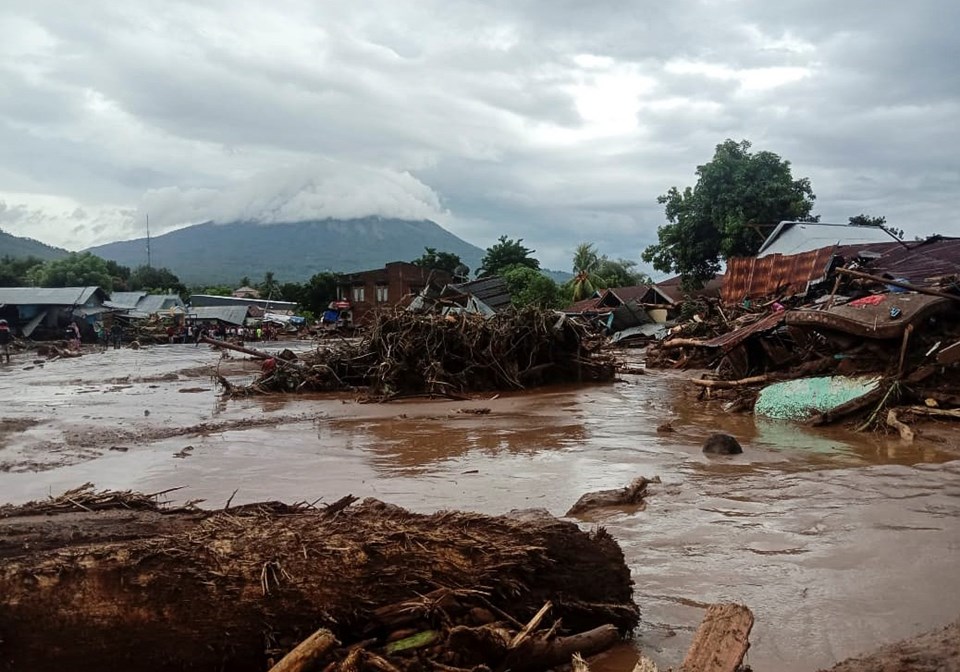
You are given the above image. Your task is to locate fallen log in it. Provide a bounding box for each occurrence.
[566,477,653,517]
[690,375,770,389]
[902,405,960,420]
[680,603,754,672]
[660,338,710,350]
[0,493,638,672]
[268,628,339,672]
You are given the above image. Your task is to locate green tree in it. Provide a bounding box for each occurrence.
[30,252,115,292]
[570,243,603,302]
[596,258,652,288]
[502,265,561,309]
[129,266,187,296]
[102,260,131,292]
[642,139,817,288]
[0,255,45,287]
[849,213,903,239]
[412,247,466,278]
[478,236,540,278]
[299,272,340,315]
[197,285,233,296]
[239,276,252,288]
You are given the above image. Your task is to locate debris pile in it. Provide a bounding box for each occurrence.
[645,241,960,431]
[0,490,638,672]
[217,308,616,399]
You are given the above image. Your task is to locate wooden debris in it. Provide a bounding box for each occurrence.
[0,493,638,672]
[937,339,960,365]
[903,405,960,420]
[223,308,615,399]
[690,375,770,389]
[566,477,653,516]
[269,628,339,672]
[885,409,915,442]
[680,603,754,672]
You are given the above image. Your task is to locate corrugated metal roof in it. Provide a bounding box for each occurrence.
[448,276,512,311]
[656,274,724,303]
[106,291,148,309]
[701,312,786,349]
[189,305,250,325]
[136,295,185,315]
[0,286,105,306]
[722,238,960,304]
[758,221,897,257]
[562,296,603,314]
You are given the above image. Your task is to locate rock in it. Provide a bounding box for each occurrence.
[702,433,743,455]
[656,422,675,433]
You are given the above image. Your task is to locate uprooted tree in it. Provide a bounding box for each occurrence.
[0,487,639,672]
[642,139,818,289]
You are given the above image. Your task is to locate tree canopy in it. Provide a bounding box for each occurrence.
[642,139,817,288]
[502,265,561,309]
[412,247,467,279]
[569,243,652,301]
[478,236,540,278]
[28,252,116,292]
[129,266,186,296]
[849,213,903,239]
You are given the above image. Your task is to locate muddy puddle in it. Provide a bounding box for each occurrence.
[1,343,959,671]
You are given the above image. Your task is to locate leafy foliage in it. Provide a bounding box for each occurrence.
[28,252,116,292]
[849,213,903,239]
[412,247,467,278]
[642,139,817,288]
[278,272,340,315]
[502,265,561,309]
[478,236,540,278]
[0,256,45,287]
[129,266,186,296]
[569,243,652,301]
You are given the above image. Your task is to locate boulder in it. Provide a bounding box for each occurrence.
[702,433,743,455]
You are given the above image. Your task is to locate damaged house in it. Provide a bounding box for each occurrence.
[562,285,676,339]
[0,286,110,339]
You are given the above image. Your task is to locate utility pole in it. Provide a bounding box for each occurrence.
[146,213,152,268]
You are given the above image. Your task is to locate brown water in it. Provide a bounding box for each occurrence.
[1,344,958,670]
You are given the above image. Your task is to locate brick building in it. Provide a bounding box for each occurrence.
[337,262,450,323]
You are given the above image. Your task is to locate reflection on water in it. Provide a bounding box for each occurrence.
[0,348,958,671]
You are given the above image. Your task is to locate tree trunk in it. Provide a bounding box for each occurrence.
[0,496,638,672]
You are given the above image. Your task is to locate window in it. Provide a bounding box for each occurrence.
[376,285,389,303]
[352,286,365,302]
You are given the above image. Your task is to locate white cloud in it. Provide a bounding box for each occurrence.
[0,0,958,271]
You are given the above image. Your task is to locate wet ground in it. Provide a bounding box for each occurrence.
[1,343,959,671]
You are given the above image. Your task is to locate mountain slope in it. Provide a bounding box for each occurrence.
[86,218,487,285]
[0,229,70,261]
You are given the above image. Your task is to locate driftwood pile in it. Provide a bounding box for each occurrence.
[0,489,638,672]
[217,308,615,399]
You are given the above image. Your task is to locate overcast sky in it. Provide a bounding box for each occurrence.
[1,0,958,272]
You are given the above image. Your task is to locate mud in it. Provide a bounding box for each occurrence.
[1,343,959,671]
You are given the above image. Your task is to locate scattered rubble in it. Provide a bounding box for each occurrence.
[645,238,960,434]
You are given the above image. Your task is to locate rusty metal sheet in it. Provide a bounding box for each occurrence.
[786,293,951,339]
[722,238,960,305]
[700,311,786,350]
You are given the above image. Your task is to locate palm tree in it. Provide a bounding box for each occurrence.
[570,243,603,302]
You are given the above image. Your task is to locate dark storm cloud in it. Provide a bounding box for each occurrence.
[0,0,957,269]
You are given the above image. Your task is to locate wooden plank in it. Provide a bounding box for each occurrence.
[681,603,754,672]
[937,339,960,365]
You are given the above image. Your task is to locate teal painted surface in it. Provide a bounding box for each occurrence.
[755,376,881,421]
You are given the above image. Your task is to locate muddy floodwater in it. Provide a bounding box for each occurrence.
[1,343,959,670]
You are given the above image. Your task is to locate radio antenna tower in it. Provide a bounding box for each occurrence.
[146,213,152,268]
